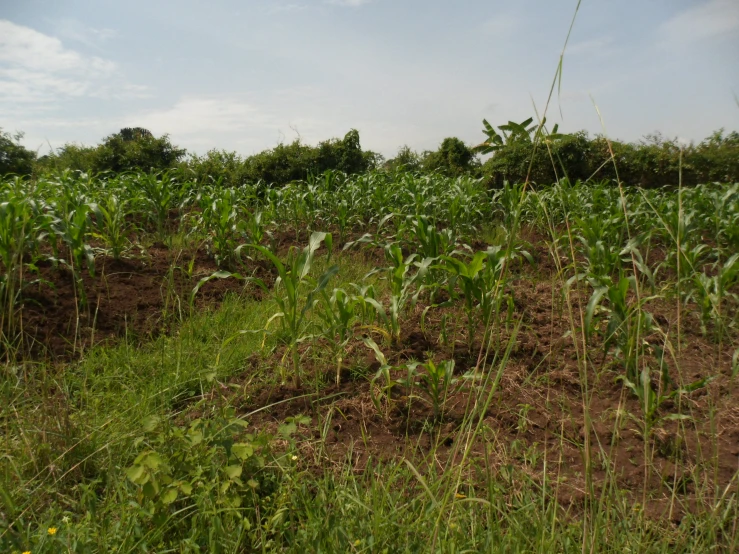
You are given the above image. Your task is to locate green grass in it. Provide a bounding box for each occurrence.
[1,167,738,552]
[2,285,733,552]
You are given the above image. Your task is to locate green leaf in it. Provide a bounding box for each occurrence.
[126,465,145,483]
[143,481,157,499]
[142,451,163,470]
[142,415,160,433]
[232,443,254,461]
[161,488,178,505]
[188,430,203,446]
[278,422,297,437]
[584,287,608,338]
[179,482,193,495]
[225,464,243,479]
[192,270,244,301]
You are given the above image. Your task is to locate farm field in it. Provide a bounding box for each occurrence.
[1,169,738,552]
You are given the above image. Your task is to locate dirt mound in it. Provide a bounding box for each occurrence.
[14,245,272,359]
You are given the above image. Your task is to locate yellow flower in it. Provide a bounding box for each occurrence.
[23,551,32,554]
[48,527,58,535]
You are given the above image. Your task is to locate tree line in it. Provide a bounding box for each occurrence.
[1,121,738,187]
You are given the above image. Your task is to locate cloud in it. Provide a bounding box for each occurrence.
[566,37,614,57]
[326,0,372,7]
[54,18,119,49]
[0,19,143,103]
[659,0,739,46]
[126,97,285,151]
[267,3,309,14]
[480,13,518,37]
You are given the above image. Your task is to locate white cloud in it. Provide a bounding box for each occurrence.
[659,0,739,46]
[0,19,143,103]
[125,97,286,152]
[54,18,119,49]
[134,97,271,136]
[566,37,614,57]
[480,13,518,37]
[267,3,309,14]
[326,0,372,7]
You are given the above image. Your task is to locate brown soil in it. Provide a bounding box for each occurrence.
[13,245,274,359]
[11,224,739,522]
[199,237,739,523]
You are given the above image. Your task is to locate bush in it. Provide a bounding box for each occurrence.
[185,129,380,188]
[384,145,422,172]
[0,129,36,176]
[39,128,186,174]
[422,137,480,176]
[481,128,739,188]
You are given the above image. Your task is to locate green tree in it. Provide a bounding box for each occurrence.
[93,128,186,173]
[38,128,186,174]
[0,129,36,176]
[385,145,421,172]
[422,137,478,176]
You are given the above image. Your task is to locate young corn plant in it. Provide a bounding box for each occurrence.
[398,359,459,423]
[685,253,739,339]
[51,203,96,308]
[334,199,360,245]
[0,191,48,350]
[317,287,360,384]
[91,193,131,261]
[199,188,246,270]
[244,210,267,246]
[575,214,624,286]
[240,232,338,389]
[438,246,520,354]
[401,214,457,260]
[140,171,179,241]
[366,243,429,345]
[584,276,659,384]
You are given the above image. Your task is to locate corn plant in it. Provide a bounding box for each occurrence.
[240,232,337,388]
[685,253,739,339]
[244,210,267,246]
[50,203,95,308]
[140,171,179,240]
[90,193,131,260]
[619,362,712,427]
[317,287,360,384]
[366,243,429,345]
[198,187,246,269]
[334,199,358,245]
[438,246,520,353]
[575,214,624,286]
[0,191,48,347]
[401,214,457,261]
[585,276,660,383]
[398,359,458,422]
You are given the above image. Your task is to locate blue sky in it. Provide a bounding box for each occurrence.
[1,0,738,157]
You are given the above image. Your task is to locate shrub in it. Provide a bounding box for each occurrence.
[186,129,380,188]
[385,145,422,172]
[481,125,739,188]
[38,128,186,174]
[422,137,480,176]
[0,129,36,177]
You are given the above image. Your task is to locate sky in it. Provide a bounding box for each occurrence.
[1,0,738,158]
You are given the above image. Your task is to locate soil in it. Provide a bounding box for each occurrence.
[11,225,739,522]
[13,245,275,359]
[208,232,738,522]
